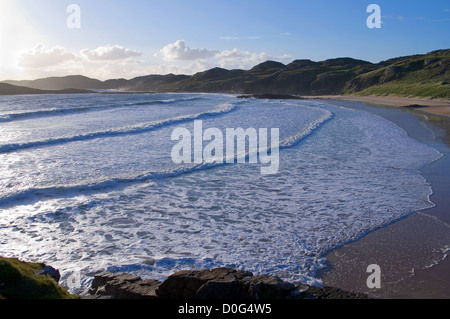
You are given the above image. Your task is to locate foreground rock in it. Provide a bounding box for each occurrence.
[89,272,160,299]
[87,267,368,299]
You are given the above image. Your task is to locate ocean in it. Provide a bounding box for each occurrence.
[0,93,441,293]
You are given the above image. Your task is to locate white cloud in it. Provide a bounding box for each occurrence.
[276,54,293,61]
[11,40,293,81]
[216,48,271,69]
[15,43,144,80]
[215,48,249,60]
[160,40,218,61]
[159,40,290,71]
[81,44,141,61]
[18,44,79,69]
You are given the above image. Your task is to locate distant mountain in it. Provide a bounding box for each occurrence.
[105,74,191,91]
[2,49,449,99]
[3,75,104,91]
[0,83,95,95]
[170,58,378,95]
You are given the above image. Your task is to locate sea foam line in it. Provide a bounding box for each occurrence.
[0,102,240,154]
[0,96,205,123]
[0,104,334,207]
[0,162,217,208]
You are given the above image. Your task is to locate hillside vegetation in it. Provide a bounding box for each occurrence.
[343,49,450,99]
[2,49,449,99]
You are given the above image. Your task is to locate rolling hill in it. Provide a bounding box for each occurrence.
[1,49,449,99]
[0,83,95,95]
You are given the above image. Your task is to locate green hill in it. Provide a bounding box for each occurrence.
[3,75,104,91]
[2,49,449,99]
[0,83,95,95]
[343,49,450,99]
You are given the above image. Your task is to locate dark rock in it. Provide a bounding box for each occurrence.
[35,265,61,283]
[90,271,139,291]
[240,275,295,299]
[86,268,369,300]
[293,285,369,299]
[89,272,160,299]
[156,267,253,299]
[237,94,303,100]
[195,277,242,299]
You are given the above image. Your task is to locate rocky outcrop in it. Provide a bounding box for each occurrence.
[87,267,368,300]
[34,265,61,283]
[89,272,160,299]
[237,94,303,100]
[156,268,253,299]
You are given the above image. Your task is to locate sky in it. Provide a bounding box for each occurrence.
[1,0,449,81]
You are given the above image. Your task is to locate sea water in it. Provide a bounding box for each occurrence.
[0,93,441,293]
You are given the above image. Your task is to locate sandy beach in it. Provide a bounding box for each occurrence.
[317,98,450,299]
[308,95,450,117]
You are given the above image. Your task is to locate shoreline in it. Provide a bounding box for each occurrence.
[316,98,450,299]
[305,95,450,117]
[1,93,449,299]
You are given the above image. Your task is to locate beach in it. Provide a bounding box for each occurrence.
[310,95,450,117]
[317,97,450,299]
[2,92,442,295]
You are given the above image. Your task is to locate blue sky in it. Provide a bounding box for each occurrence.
[1,0,449,80]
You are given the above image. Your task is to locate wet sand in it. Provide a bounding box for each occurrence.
[316,99,450,299]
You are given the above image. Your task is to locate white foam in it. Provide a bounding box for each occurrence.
[0,94,441,293]
[0,101,239,153]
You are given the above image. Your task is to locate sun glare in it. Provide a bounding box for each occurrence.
[0,0,46,79]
